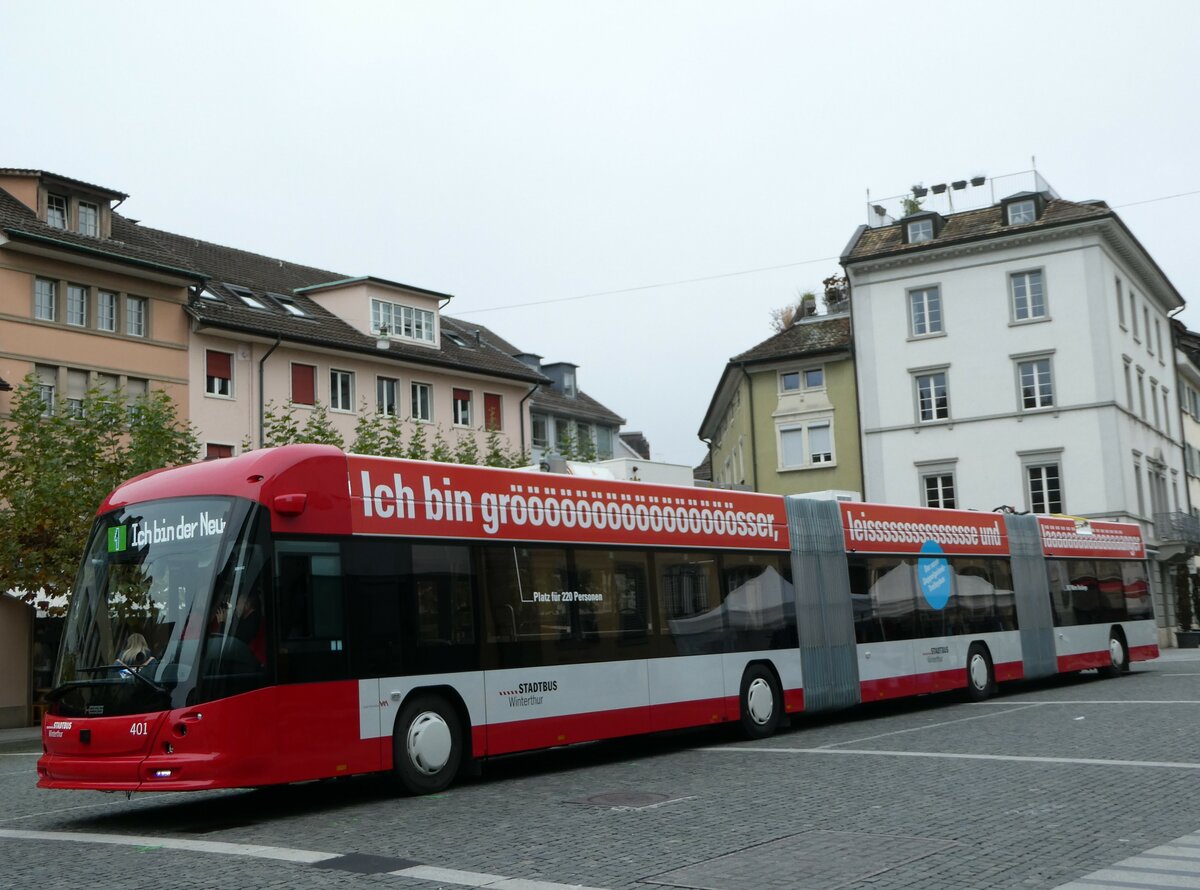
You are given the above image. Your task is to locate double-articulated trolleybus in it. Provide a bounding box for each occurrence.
[39,445,1157,794]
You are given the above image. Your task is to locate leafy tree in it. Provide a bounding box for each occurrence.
[453,431,480,466]
[261,400,301,447]
[350,400,388,455]
[430,429,453,463]
[299,402,344,448]
[405,419,429,460]
[483,426,510,467]
[0,378,197,608]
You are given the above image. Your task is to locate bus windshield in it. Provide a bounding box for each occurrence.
[50,496,267,718]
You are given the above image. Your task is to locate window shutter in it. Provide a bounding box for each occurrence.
[292,364,315,405]
[484,393,502,430]
[206,350,232,378]
[453,388,470,402]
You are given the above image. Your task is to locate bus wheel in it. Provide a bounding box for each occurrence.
[1100,632,1126,679]
[393,694,463,795]
[966,644,993,702]
[739,665,782,739]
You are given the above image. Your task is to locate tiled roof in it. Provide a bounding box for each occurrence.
[141,227,546,384]
[731,314,851,364]
[0,168,128,199]
[843,198,1112,263]
[0,188,202,278]
[530,385,624,425]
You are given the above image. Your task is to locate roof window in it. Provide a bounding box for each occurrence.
[1001,192,1046,226]
[901,211,944,245]
[227,284,267,310]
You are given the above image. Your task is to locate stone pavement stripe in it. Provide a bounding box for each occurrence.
[0,829,616,890]
[0,828,339,863]
[1142,850,1200,862]
[1087,869,1200,888]
[817,703,1041,748]
[1123,858,1200,874]
[705,746,1200,770]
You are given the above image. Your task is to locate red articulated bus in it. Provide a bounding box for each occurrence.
[38,445,1157,794]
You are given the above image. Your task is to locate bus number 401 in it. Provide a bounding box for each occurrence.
[129,722,148,736]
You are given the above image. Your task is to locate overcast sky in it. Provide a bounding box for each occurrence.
[5,1,1199,466]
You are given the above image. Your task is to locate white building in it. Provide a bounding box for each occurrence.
[842,178,1187,644]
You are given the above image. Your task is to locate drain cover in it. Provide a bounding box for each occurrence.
[643,830,957,890]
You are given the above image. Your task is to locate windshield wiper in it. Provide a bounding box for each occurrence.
[74,661,167,695]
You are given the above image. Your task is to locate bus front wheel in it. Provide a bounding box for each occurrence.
[393,694,463,795]
[739,665,783,739]
[966,644,994,702]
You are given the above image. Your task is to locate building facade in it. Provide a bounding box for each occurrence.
[698,311,862,497]
[843,183,1187,643]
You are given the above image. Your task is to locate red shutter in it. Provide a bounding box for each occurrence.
[292,364,315,405]
[206,350,232,378]
[484,393,502,431]
[453,388,470,402]
[206,444,233,460]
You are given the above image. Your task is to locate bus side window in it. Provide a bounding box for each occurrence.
[275,541,348,683]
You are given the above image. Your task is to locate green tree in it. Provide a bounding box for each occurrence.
[0,378,197,608]
[299,402,344,448]
[453,431,480,466]
[405,418,429,460]
[483,426,510,467]
[430,429,453,463]
[261,400,301,447]
[350,400,388,455]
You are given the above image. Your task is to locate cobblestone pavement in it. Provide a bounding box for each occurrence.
[4,652,1200,890]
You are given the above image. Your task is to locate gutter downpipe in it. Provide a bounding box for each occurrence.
[518,383,539,461]
[741,363,758,490]
[258,334,282,447]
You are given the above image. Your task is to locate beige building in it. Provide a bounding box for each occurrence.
[0,169,554,725]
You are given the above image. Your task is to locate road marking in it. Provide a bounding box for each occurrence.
[0,753,41,757]
[0,828,614,889]
[1055,830,1200,888]
[0,828,339,863]
[706,747,1200,771]
[392,865,610,889]
[817,704,1041,748]
[976,700,1200,705]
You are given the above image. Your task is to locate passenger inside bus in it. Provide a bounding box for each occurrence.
[215,591,266,666]
[117,632,155,671]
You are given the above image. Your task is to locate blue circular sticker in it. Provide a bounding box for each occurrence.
[917,540,951,610]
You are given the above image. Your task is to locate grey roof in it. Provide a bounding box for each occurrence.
[0,168,128,199]
[139,227,546,384]
[530,385,624,426]
[843,197,1112,264]
[731,314,852,364]
[0,187,202,279]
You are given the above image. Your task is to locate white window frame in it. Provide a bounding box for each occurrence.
[1020,450,1064,514]
[914,369,950,422]
[330,369,354,412]
[907,218,933,243]
[34,277,56,321]
[1116,277,1125,329]
[780,371,801,392]
[77,201,99,237]
[1007,199,1036,225]
[371,298,436,344]
[205,350,234,398]
[1009,269,1047,322]
[126,295,148,337]
[97,290,117,332]
[35,365,56,415]
[1016,356,1054,410]
[46,194,67,229]
[908,286,943,337]
[531,413,549,448]
[777,417,835,470]
[453,389,473,426]
[411,381,432,422]
[376,376,399,416]
[67,284,88,327]
[919,465,958,509]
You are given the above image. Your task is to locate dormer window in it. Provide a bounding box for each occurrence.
[907,219,933,243]
[371,298,435,344]
[563,369,576,397]
[77,201,99,237]
[47,194,67,229]
[1007,200,1036,225]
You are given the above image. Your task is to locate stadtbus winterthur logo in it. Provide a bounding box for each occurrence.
[107,526,128,553]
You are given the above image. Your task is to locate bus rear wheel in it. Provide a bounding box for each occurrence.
[1099,632,1126,679]
[739,665,783,739]
[965,644,994,702]
[393,694,463,795]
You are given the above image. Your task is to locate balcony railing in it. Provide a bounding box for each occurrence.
[1154,512,1200,546]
